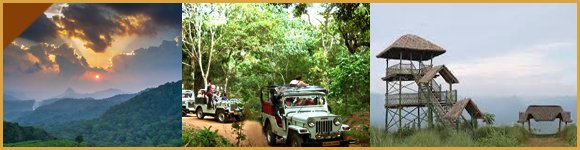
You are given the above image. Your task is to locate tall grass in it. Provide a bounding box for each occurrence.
[371,125,530,147]
[557,124,577,146]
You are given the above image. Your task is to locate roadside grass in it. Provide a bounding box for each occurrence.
[371,125,531,147]
[182,126,232,147]
[4,139,80,147]
[557,124,577,146]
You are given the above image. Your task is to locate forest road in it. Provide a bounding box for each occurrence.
[182,115,269,147]
[182,114,363,147]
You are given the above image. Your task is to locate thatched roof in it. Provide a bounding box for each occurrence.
[444,98,483,121]
[418,65,459,84]
[517,105,573,123]
[376,34,446,60]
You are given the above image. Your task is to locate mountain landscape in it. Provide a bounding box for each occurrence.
[41,81,182,146]
[16,94,136,126]
[4,81,181,146]
[3,96,35,121]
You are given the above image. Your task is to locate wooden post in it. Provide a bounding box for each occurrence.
[471,113,478,129]
[385,59,389,130]
[558,118,562,132]
[528,120,531,132]
[398,52,403,130]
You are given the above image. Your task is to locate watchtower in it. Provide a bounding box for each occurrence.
[376,34,483,131]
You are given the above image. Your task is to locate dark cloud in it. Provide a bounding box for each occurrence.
[52,4,181,53]
[111,40,181,74]
[19,16,58,43]
[53,5,115,52]
[3,44,49,76]
[102,4,181,27]
[3,42,91,79]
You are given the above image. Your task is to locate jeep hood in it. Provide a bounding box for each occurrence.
[287,111,338,122]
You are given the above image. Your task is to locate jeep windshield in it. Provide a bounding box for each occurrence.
[282,94,325,108]
[182,90,194,98]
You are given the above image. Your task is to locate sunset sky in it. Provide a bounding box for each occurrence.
[4,4,182,100]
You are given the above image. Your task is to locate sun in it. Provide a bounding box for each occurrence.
[95,75,100,79]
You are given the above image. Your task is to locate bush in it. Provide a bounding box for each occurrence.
[182,126,231,147]
[474,125,528,146]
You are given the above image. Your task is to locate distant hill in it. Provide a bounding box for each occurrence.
[46,81,182,146]
[3,121,55,144]
[34,88,127,108]
[3,95,35,121]
[53,88,126,100]
[15,94,136,126]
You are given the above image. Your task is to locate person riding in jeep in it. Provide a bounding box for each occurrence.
[289,75,309,86]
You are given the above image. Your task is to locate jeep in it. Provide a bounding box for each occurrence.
[182,89,244,123]
[260,85,353,147]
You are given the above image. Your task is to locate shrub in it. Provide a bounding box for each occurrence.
[182,126,231,147]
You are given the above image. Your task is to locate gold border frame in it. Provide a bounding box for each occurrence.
[1,1,578,149]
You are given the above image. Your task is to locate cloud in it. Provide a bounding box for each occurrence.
[19,16,58,43]
[51,4,181,53]
[103,4,181,27]
[448,42,576,96]
[111,40,181,74]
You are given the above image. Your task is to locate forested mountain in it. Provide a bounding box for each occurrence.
[45,81,182,146]
[4,99,34,121]
[15,94,136,126]
[3,95,34,121]
[3,121,55,144]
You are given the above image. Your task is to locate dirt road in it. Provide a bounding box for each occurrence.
[525,135,568,147]
[182,114,269,147]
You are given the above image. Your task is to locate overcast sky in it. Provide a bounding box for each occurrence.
[4,4,182,100]
[370,4,576,127]
[371,3,576,96]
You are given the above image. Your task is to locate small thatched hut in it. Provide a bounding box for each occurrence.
[517,105,573,132]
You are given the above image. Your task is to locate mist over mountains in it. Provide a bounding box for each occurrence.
[53,88,126,100]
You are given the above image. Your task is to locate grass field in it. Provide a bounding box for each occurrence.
[4,139,79,147]
[371,124,576,147]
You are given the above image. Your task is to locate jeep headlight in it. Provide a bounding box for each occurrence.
[333,117,341,126]
[307,118,315,127]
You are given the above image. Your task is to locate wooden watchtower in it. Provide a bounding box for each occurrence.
[376,34,483,131]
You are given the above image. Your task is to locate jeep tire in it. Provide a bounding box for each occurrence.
[182,108,188,117]
[264,123,277,146]
[196,107,205,119]
[289,131,303,147]
[216,110,228,123]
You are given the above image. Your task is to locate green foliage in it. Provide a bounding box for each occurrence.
[182,126,232,147]
[557,124,577,146]
[75,134,84,144]
[371,125,532,147]
[231,121,247,146]
[4,139,80,147]
[43,81,183,146]
[182,3,370,120]
[483,113,496,125]
[3,121,55,144]
[475,125,529,146]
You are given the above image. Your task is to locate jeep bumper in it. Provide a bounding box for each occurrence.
[301,137,353,147]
